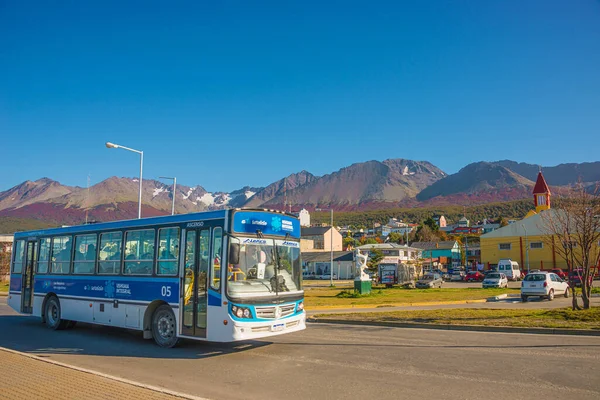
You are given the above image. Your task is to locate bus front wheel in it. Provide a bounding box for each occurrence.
[45,296,68,330]
[152,305,179,348]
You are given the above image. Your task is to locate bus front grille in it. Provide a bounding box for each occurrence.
[255,304,296,319]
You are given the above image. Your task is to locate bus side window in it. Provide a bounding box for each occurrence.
[51,236,72,274]
[124,229,155,275]
[98,232,122,274]
[12,240,25,274]
[37,238,51,273]
[73,234,97,274]
[210,228,222,291]
[157,227,180,276]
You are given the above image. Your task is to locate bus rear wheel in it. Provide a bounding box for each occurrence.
[152,305,179,348]
[45,296,68,330]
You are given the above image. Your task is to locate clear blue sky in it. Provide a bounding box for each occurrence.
[1,1,599,192]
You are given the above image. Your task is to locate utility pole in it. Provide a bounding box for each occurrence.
[522,224,530,273]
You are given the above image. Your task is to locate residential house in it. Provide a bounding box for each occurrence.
[302,251,355,279]
[0,234,13,281]
[356,243,421,265]
[301,226,343,252]
[411,241,461,268]
[458,217,470,228]
[298,209,311,227]
[432,215,447,228]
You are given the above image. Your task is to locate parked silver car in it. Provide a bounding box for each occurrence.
[416,273,443,289]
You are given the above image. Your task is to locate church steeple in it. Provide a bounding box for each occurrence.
[532,171,551,212]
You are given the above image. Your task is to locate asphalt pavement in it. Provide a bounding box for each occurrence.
[1,297,599,400]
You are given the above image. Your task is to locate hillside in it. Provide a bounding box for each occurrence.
[267,159,446,209]
[310,199,534,228]
[0,158,598,229]
[416,162,534,203]
[496,160,600,185]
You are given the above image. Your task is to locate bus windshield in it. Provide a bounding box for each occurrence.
[227,238,302,298]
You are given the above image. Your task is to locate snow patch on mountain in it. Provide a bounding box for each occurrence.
[198,193,215,206]
[153,187,165,197]
[244,190,256,199]
[182,188,192,200]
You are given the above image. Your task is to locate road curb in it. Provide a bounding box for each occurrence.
[0,346,210,400]
[0,292,7,297]
[307,318,600,336]
[306,298,488,311]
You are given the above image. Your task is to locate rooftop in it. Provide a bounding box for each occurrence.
[411,241,458,250]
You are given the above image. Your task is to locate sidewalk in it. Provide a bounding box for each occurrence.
[0,348,205,400]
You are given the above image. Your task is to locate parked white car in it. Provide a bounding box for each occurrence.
[521,272,569,301]
[482,272,508,288]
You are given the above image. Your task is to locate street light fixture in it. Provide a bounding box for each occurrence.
[105,142,144,219]
[159,176,177,215]
[316,207,335,286]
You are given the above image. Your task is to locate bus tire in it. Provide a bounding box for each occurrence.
[45,296,68,330]
[152,305,179,348]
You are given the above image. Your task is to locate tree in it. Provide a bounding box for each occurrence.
[423,217,439,232]
[414,225,439,242]
[539,184,600,310]
[387,232,403,244]
[360,237,378,245]
[343,236,358,251]
[366,248,384,272]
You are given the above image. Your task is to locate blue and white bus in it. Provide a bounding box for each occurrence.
[8,209,305,347]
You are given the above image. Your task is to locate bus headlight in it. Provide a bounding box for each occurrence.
[297,301,304,311]
[231,305,253,319]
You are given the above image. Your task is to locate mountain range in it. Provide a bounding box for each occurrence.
[0,159,598,227]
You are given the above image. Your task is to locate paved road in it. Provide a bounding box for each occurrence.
[309,295,600,315]
[1,298,599,400]
[305,280,526,289]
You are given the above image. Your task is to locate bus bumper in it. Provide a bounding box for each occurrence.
[231,312,306,341]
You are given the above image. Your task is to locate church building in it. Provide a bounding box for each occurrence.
[480,171,562,270]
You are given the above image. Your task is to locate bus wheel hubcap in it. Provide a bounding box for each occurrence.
[158,314,174,338]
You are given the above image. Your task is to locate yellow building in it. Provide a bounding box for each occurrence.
[481,172,563,270]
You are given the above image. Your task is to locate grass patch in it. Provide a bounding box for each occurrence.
[304,286,519,308]
[0,282,8,293]
[592,287,600,295]
[336,289,384,299]
[314,307,600,330]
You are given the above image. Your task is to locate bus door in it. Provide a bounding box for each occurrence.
[21,240,36,314]
[181,228,211,337]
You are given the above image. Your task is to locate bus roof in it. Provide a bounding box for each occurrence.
[13,209,229,239]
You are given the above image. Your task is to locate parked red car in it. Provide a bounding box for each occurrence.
[568,269,593,287]
[465,271,485,282]
[551,269,567,280]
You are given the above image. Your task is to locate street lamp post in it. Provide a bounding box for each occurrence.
[522,224,530,274]
[316,208,335,286]
[159,176,177,215]
[106,142,144,219]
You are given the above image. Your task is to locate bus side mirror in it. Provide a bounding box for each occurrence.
[229,243,240,265]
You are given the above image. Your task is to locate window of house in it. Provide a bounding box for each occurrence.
[51,236,72,274]
[124,229,155,275]
[98,232,122,274]
[157,227,180,275]
[37,238,51,273]
[12,240,25,273]
[530,242,543,249]
[498,243,511,250]
[73,234,97,274]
